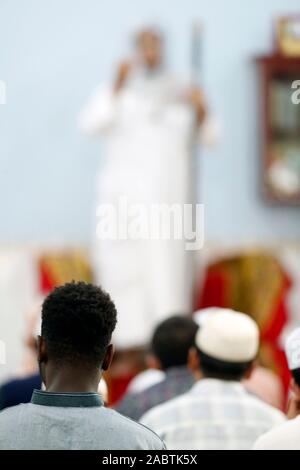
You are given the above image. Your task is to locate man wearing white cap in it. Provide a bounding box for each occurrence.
[254,328,300,450]
[141,309,285,450]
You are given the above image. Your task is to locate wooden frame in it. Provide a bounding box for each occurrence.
[256,55,300,205]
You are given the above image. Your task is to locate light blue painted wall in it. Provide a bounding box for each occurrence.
[0,0,299,244]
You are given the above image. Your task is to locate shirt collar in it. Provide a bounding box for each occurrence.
[31,389,104,408]
[189,378,245,395]
[165,366,193,377]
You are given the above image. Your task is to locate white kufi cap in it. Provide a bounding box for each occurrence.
[195,309,259,363]
[286,328,300,371]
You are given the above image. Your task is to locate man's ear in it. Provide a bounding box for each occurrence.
[188,347,200,374]
[146,353,162,371]
[37,335,48,364]
[244,360,256,380]
[102,344,114,371]
[291,377,300,399]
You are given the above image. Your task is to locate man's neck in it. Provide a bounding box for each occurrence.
[202,374,241,383]
[44,363,101,394]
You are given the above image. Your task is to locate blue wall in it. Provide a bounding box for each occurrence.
[0,0,300,244]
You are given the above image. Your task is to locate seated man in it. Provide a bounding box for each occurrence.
[141,309,285,450]
[0,282,165,450]
[115,316,198,421]
[254,328,300,450]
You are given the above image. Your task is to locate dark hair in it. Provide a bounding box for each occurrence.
[197,349,252,381]
[151,316,198,370]
[41,281,117,366]
[292,368,300,387]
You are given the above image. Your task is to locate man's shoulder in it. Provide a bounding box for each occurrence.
[244,392,286,422]
[253,418,300,450]
[115,390,150,420]
[141,371,194,408]
[0,402,28,416]
[103,407,165,448]
[132,379,167,404]
[0,403,29,426]
[0,403,165,450]
[141,391,190,424]
[115,379,168,419]
[141,385,286,425]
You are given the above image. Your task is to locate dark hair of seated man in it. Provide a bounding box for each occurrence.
[150,316,199,370]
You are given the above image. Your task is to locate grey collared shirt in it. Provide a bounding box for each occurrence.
[0,390,166,450]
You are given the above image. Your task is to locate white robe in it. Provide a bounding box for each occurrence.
[79,70,200,348]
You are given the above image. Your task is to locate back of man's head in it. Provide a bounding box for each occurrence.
[286,328,300,388]
[41,281,117,368]
[194,309,259,382]
[151,316,198,370]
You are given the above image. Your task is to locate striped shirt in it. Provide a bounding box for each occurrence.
[141,378,285,450]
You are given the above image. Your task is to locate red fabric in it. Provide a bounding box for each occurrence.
[39,260,54,294]
[195,269,228,309]
[194,262,292,402]
[261,279,290,343]
[260,278,292,397]
[108,375,135,407]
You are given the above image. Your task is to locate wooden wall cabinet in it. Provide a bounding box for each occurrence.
[257,56,300,204]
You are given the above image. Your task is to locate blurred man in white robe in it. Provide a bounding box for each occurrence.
[79,27,210,348]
